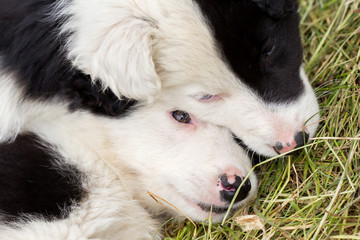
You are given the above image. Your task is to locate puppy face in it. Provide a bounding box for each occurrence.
[62,0,319,157]
[152,0,319,157]
[109,101,258,222]
[157,70,319,158]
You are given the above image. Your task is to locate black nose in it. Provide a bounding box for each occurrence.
[273,131,310,155]
[294,131,309,148]
[273,142,284,154]
[219,174,251,203]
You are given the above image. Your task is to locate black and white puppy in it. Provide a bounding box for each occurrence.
[0,0,319,239]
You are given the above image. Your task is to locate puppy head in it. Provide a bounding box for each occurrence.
[110,101,258,222]
[152,0,319,156]
[62,0,319,156]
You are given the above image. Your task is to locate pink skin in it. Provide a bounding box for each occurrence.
[217,168,244,192]
[273,127,310,154]
[276,139,297,154]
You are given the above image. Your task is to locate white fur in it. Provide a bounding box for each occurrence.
[0,73,24,142]
[57,0,162,101]
[0,0,320,238]
[0,73,257,238]
[57,0,319,156]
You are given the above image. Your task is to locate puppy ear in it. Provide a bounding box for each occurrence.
[67,15,161,101]
[251,0,297,18]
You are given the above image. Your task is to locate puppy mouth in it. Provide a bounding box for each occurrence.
[166,184,242,216]
[179,192,236,215]
[196,202,238,214]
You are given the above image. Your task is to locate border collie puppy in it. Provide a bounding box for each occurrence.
[0,0,319,239]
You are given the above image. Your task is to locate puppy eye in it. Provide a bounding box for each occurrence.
[199,94,214,100]
[197,94,222,102]
[171,110,192,124]
[263,43,275,56]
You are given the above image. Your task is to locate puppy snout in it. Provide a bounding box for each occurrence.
[273,141,284,154]
[294,131,310,148]
[273,131,310,154]
[218,173,251,204]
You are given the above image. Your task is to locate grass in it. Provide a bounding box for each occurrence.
[162,0,360,239]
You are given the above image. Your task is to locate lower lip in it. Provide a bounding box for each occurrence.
[166,185,235,216]
[183,194,239,215]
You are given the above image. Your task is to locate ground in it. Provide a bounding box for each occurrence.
[163,0,360,239]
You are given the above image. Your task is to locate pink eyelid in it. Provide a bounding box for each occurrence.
[197,94,222,102]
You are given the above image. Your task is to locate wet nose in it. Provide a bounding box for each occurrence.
[294,131,310,148]
[218,173,251,203]
[273,131,310,154]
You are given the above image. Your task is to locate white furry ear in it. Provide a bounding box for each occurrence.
[62,2,161,101]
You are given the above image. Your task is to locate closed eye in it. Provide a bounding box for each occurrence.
[196,94,222,102]
[200,94,214,100]
[263,43,275,57]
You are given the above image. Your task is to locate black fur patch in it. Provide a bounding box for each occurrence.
[195,0,305,103]
[251,0,297,18]
[0,0,136,117]
[0,133,86,222]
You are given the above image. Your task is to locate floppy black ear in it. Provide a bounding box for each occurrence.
[251,0,297,18]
